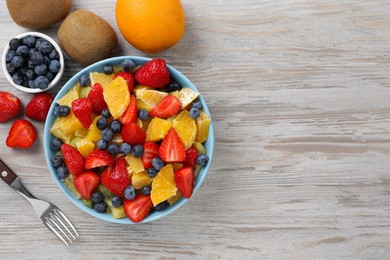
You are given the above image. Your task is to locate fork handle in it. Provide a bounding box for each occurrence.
[0,159,18,185]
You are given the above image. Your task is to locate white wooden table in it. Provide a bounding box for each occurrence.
[0,1,389,259]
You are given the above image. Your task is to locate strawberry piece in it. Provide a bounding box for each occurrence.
[135,59,170,88]
[149,95,181,119]
[159,128,186,162]
[114,71,134,93]
[123,194,153,223]
[61,144,85,176]
[183,147,198,170]
[74,171,100,200]
[25,93,53,122]
[101,158,130,197]
[85,150,115,169]
[119,95,137,125]
[6,119,37,148]
[174,166,194,198]
[141,142,160,169]
[0,91,21,123]
[71,98,93,129]
[121,123,146,146]
[87,83,108,114]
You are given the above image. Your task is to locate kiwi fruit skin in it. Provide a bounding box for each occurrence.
[6,0,72,29]
[58,10,118,66]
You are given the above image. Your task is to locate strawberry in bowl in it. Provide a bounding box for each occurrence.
[44,57,214,224]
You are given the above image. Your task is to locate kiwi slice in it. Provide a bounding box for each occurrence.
[82,199,93,209]
[63,175,81,199]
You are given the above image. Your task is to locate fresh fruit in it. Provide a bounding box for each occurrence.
[149,95,181,119]
[120,143,132,155]
[61,143,85,175]
[124,185,136,200]
[85,116,102,142]
[76,138,95,158]
[177,87,199,109]
[183,147,198,170]
[90,72,114,89]
[125,154,145,174]
[109,120,122,133]
[91,191,104,203]
[103,76,130,119]
[94,201,107,213]
[71,98,93,129]
[74,171,100,200]
[152,158,164,171]
[101,158,130,197]
[85,150,115,169]
[193,142,206,154]
[141,142,160,169]
[174,166,194,198]
[87,83,108,114]
[25,93,53,121]
[115,0,185,54]
[123,194,153,223]
[56,165,69,180]
[172,110,197,150]
[131,171,152,189]
[57,84,81,107]
[140,89,168,109]
[121,123,146,146]
[114,72,134,93]
[189,107,200,119]
[131,144,144,157]
[6,119,37,148]
[0,92,21,123]
[196,154,209,166]
[151,164,177,206]
[119,95,137,125]
[138,109,149,121]
[159,128,186,162]
[196,110,211,143]
[154,201,169,211]
[135,59,170,88]
[145,117,172,142]
[107,143,120,155]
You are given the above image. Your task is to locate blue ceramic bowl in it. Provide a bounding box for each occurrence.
[44,56,214,224]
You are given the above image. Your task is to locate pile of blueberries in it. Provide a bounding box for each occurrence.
[5,35,61,90]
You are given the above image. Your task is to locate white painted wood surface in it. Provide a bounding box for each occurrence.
[0,0,389,259]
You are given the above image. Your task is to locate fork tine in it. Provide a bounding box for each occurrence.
[47,215,72,244]
[52,210,75,240]
[55,208,79,237]
[45,219,69,246]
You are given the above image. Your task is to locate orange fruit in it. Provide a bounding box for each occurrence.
[145,117,172,142]
[103,76,130,119]
[196,110,211,143]
[76,138,95,158]
[151,164,177,206]
[172,110,197,149]
[115,0,186,54]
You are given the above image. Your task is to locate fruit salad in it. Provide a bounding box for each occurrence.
[48,58,211,223]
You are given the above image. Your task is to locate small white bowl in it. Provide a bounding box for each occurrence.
[2,32,64,93]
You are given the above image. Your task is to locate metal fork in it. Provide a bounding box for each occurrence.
[0,159,79,246]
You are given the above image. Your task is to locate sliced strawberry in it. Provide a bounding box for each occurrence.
[61,144,85,176]
[6,119,37,148]
[87,83,108,114]
[123,194,153,223]
[114,71,134,93]
[71,98,93,129]
[85,150,115,169]
[174,166,194,198]
[183,147,198,170]
[149,95,181,119]
[25,93,53,122]
[119,95,137,125]
[0,91,22,123]
[74,171,100,200]
[159,128,186,162]
[121,123,146,146]
[141,142,160,169]
[134,59,170,88]
[101,158,130,197]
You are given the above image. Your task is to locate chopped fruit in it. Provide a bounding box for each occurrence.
[50,118,71,144]
[151,164,177,206]
[85,116,102,142]
[71,98,93,129]
[88,83,108,114]
[183,147,198,170]
[74,171,100,200]
[59,110,83,136]
[119,95,137,125]
[194,164,202,178]
[125,154,145,174]
[140,90,168,109]
[145,117,172,142]
[167,193,182,205]
[57,84,81,107]
[103,76,130,119]
[136,98,152,112]
[111,133,124,145]
[114,71,134,93]
[141,142,160,169]
[196,154,209,166]
[133,85,152,98]
[177,88,199,109]
[79,86,91,98]
[6,119,37,148]
[193,142,207,154]
[172,110,197,150]
[159,128,186,163]
[174,166,194,198]
[101,158,130,197]
[135,59,170,88]
[131,171,152,189]
[85,150,115,169]
[25,93,53,122]
[121,123,146,146]
[76,138,95,158]
[196,109,211,143]
[61,144,85,176]
[90,72,115,88]
[123,194,153,223]
[172,163,183,172]
[0,92,21,123]
[149,95,181,119]
[75,128,89,138]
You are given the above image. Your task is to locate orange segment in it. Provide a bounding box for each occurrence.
[145,117,172,142]
[196,110,210,143]
[133,85,152,98]
[50,118,72,143]
[76,138,95,158]
[151,164,177,206]
[140,90,168,109]
[60,110,83,136]
[57,84,81,107]
[131,171,152,189]
[103,76,130,119]
[85,116,102,142]
[90,72,115,88]
[172,110,197,150]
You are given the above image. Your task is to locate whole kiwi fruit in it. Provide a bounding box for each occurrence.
[6,0,72,29]
[58,10,118,66]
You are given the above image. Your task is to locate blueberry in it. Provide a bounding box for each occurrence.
[30,51,43,65]
[57,105,70,117]
[154,201,169,211]
[111,196,123,208]
[79,74,90,87]
[18,67,27,76]
[109,120,121,133]
[56,166,68,180]
[141,186,151,195]
[121,59,135,72]
[166,81,182,92]
[152,158,164,171]
[27,60,35,69]
[26,69,36,80]
[189,107,200,119]
[34,64,47,76]
[21,79,29,88]
[46,71,54,82]
[120,143,132,155]
[138,109,148,121]
[29,47,36,57]
[21,35,36,48]
[124,185,136,200]
[6,63,16,74]
[28,80,35,88]
[43,55,51,65]
[132,144,144,157]
[49,60,60,73]
[96,117,108,130]
[91,191,104,203]
[147,168,158,178]
[49,49,59,60]
[103,65,113,75]
[11,56,24,68]
[197,154,209,166]
[101,109,111,118]
[50,137,63,152]
[15,45,29,57]
[107,143,120,155]
[97,139,108,150]
[34,75,49,89]
[101,128,114,142]
[51,155,63,168]
[35,38,44,49]
[6,50,16,62]
[192,100,202,110]
[12,73,23,85]
[9,38,21,50]
[39,41,52,55]
[93,201,107,213]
